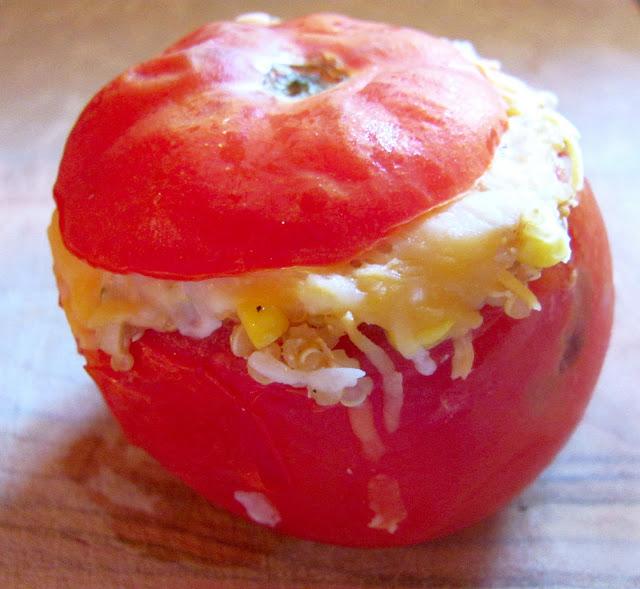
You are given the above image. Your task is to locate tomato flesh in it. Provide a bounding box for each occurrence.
[83,186,613,546]
[54,14,506,279]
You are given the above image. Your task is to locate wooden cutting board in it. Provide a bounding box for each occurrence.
[1,1,639,587]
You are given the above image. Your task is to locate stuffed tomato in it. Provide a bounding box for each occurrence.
[50,13,613,546]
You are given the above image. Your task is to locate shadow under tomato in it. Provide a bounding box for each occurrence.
[51,397,522,588]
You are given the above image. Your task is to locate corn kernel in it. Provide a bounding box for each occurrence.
[517,209,570,269]
[417,320,455,348]
[237,301,289,349]
[385,325,420,359]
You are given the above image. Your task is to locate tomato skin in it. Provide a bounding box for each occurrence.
[82,185,612,546]
[54,14,506,280]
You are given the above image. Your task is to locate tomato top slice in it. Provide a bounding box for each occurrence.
[54,13,507,279]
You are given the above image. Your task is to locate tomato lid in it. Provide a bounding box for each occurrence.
[54,13,507,279]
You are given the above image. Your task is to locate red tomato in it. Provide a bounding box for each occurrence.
[54,14,506,279]
[83,185,613,546]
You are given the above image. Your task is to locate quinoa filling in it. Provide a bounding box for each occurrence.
[49,46,582,421]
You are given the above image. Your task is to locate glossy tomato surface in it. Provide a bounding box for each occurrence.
[54,13,506,279]
[83,185,613,546]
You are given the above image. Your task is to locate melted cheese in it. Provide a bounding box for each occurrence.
[50,48,582,415]
[367,474,407,534]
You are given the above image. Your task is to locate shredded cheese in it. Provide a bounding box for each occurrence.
[348,401,386,461]
[342,313,404,433]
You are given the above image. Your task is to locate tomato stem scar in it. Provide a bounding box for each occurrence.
[265,54,349,98]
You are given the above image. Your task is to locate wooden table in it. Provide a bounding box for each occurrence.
[1,1,639,587]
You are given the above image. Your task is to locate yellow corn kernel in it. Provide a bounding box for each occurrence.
[386,317,461,358]
[86,299,141,329]
[497,269,541,311]
[385,324,420,359]
[517,209,570,269]
[417,319,455,348]
[237,301,289,349]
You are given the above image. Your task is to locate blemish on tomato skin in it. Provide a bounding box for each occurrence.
[558,267,590,374]
[559,326,584,373]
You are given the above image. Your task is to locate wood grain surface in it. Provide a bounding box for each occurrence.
[1,1,639,587]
